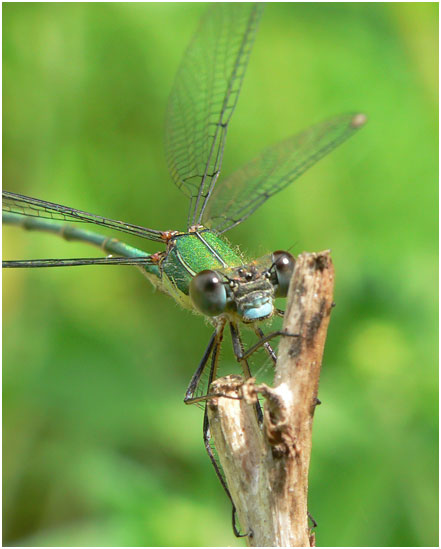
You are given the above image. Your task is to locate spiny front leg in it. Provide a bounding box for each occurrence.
[253,326,277,365]
[231,325,299,363]
[184,319,230,406]
[184,331,217,406]
[184,323,247,537]
[229,321,263,424]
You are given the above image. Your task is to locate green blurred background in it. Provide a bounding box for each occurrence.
[3,3,438,547]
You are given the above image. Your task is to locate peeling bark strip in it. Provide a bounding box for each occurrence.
[207,251,335,547]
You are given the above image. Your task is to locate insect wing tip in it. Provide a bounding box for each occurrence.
[351,113,368,129]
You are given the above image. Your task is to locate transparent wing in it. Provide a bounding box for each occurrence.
[3,256,155,268]
[202,113,367,233]
[2,192,166,243]
[165,3,263,229]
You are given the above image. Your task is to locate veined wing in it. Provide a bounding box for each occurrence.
[202,113,367,233]
[165,3,263,230]
[3,256,155,268]
[2,192,166,243]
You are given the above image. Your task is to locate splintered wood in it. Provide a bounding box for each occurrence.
[207,251,335,547]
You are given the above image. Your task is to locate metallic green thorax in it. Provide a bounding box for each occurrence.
[159,229,243,309]
[2,214,245,314]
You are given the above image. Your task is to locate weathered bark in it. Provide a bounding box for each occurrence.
[207,250,335,547]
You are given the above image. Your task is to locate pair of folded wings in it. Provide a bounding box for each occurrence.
[3,4,366,268]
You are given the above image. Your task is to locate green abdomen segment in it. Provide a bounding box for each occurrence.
[161,230,242,308]
[2,211,161,279]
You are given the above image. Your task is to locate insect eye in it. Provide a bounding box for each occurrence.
[190,270,227,317]
[272,250,295,297]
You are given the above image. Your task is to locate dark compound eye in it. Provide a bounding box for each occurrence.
[272,250,295,297]
[189,270,227,317]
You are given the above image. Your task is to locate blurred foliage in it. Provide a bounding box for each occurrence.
[3,3,438,547]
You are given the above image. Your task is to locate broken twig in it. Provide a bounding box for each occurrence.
[207,250,335,546]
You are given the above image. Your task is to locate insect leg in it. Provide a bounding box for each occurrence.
[308,511,318,528]
[182,323,247,536]
[201,336,248,538]
[184,320,229,406]
[203,403,248,538]
[184,331,217,404]
[239,329,299,362]
[229,322,263,423]
[253,326,277,365]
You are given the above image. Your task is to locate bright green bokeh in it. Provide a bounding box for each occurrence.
[3,3,437,547]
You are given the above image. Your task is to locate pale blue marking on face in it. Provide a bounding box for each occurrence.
[241,300,273,321]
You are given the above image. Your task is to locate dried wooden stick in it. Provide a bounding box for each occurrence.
[207,250,335,547]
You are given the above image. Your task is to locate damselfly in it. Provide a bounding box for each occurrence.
[3,3,366,534]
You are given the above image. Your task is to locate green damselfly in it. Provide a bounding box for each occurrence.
[3,3,366,535]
